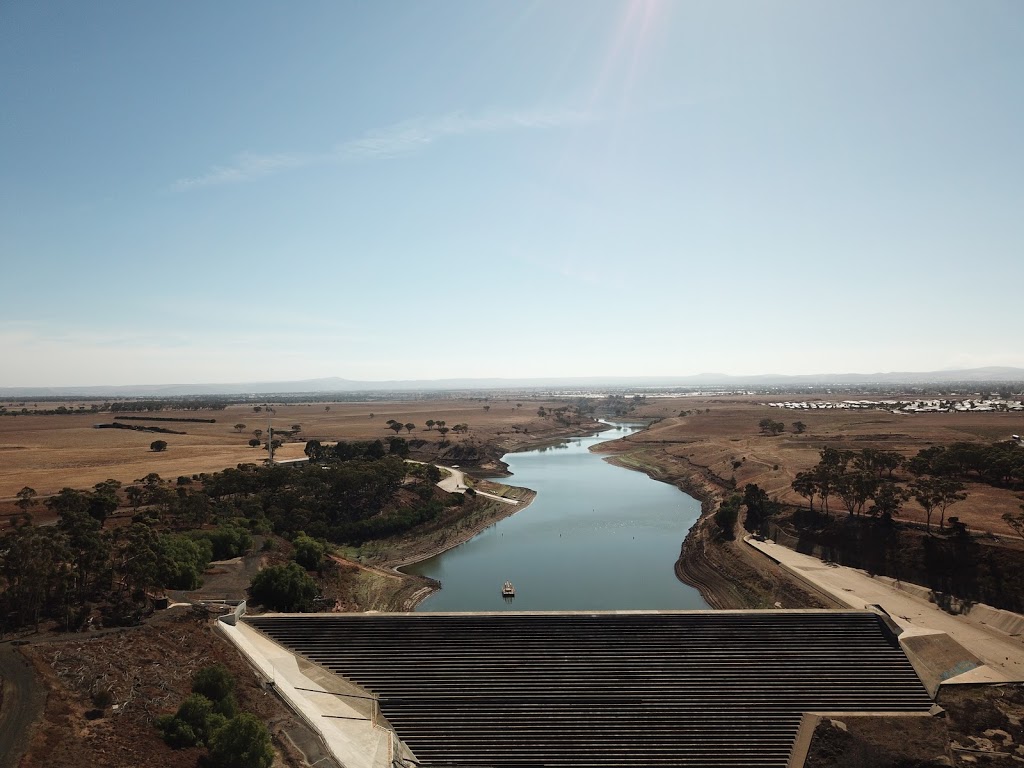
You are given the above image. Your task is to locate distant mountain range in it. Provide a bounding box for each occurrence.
[2,367,1023,398]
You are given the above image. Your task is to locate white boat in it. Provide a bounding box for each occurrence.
[502,581,515,598]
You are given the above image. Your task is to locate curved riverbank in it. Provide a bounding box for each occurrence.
[344,484,537,611]
[597,445,838,610]
[405,424,705,612]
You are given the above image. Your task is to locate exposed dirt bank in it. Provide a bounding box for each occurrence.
[596,440,840,610]
[338,486,538,611]
[331,422,608,611]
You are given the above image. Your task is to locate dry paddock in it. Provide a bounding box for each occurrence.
[0,396,581,506]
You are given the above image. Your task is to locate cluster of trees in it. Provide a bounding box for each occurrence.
[1,478,254,632]
[713,495,742,539]
[0,513,248,632]
[758,418,806,436]
[907,441,1024,488]
[303,437,418,463]
[110,398,229,412]
[758,419,786,436]
[2,441,463,630]
[790,447,967,531]
[249,562,319,612]
[157,664,272,768]
[198,447,456,546]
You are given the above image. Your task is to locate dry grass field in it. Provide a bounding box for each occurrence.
[600,395,1024,536]
[0,397,584,503]
[4,392,1022,536]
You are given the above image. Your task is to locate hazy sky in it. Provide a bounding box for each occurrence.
[2,1,1022,386]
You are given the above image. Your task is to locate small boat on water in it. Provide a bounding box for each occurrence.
[502,581,515,598]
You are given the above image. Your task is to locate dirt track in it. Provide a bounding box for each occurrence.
[0,644,46,768]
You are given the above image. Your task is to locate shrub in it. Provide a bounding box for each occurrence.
[158,693,226,748]
[207,713,274,768]
[192,664,235,703]
[249,562,318,612]
[292,533,326,571]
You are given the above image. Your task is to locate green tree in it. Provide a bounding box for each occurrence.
[404,422,415,434]
[248,438,261,448]
[192,664,236,705]
[791,471,818,512]
[934,477,967,530]
[1003,507,1024,540]
[125,485,145,512]
[835,471,879,517]
[249,562,318,611]
[113,523,160,598]
[387,436,410,457]
[910,477,942,532]
[88,480,121,526]
[157,534,212,590]
[792,421,806,434]
[151,440,168,452]
[165,693,225,747]
[713,495,741,540]
[234,423,246,433]
[742,484,779,534]
[15,486,37,512]
[868,481,909,520]
[292,533,326,571]
[425,419,435,431]
[207,713,274,768]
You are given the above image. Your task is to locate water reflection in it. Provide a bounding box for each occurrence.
[406,422,708,612]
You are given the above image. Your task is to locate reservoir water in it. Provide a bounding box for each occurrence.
[406,423,709,611]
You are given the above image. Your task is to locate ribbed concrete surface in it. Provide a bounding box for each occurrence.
[246,611,932,767]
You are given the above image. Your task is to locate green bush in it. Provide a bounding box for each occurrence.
[292,533,326,571]
[192,664,235,703]
[249,562,318,612]
[158,693,227,748]
[192,525,253,561]
[207,713,274,768]
[157,534,212,590]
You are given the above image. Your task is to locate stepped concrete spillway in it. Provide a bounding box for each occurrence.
[244,610,933,768]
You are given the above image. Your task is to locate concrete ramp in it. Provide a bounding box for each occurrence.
[899,631,984,696]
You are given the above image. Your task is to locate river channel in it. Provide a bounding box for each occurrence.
[405,423,708,611]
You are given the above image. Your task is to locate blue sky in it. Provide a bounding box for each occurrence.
[2,1,1022,386]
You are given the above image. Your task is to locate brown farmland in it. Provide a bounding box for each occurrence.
[601,395,1024,537]
[0,397,588,521]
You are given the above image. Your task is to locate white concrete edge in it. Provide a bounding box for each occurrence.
[216,618,395,768]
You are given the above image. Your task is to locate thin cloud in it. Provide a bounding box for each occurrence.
[173,107,593,190]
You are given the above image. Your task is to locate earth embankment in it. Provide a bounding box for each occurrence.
[597,441,839,610]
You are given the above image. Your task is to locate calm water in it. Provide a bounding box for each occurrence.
[405,423,708,611]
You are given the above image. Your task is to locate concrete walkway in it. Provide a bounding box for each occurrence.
[745,536,1024,687]
[218,619,400,768]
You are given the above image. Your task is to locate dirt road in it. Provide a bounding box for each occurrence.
[0,643,46,768]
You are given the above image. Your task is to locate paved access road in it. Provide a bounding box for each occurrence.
[746,536,1024,683]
